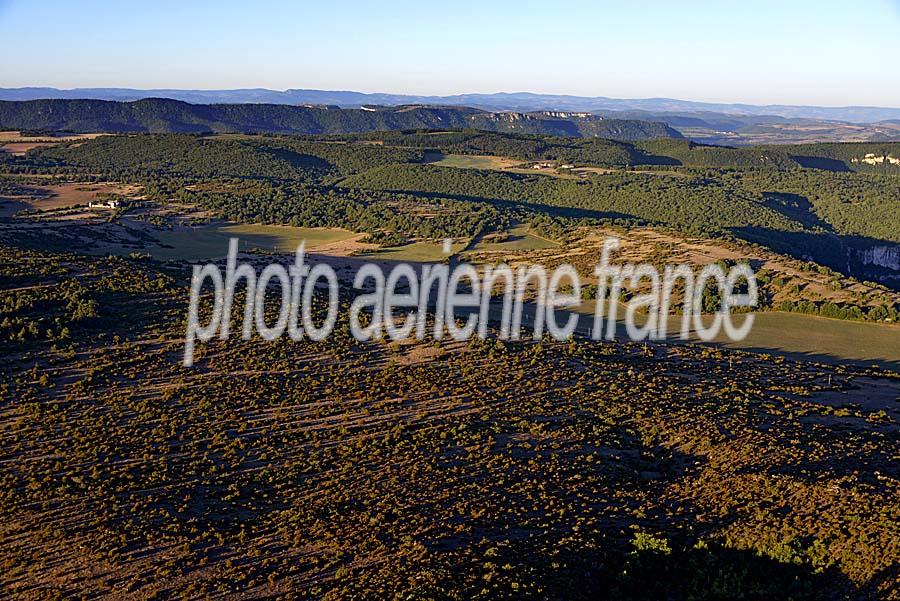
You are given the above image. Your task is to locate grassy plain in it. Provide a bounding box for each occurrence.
[147,223,356,260]
[0,131,106,155]
[428,153,523,170]
[710,310,900,369]
[429,152,685,179]
[469,224,560,252]
[507,301,900,370]
[357,239,467,262]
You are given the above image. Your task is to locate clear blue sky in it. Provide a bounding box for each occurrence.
[2,0,899,107]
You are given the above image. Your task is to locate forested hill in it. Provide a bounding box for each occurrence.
[0,98,682,141]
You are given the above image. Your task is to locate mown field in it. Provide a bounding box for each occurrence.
[708,310,900,369]
[469,224,560,252]
[428,153,523,170]
[147,224,357,260]
[357,240,467,262]
[545,303,900,371]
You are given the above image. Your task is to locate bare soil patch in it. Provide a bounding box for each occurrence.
[1,182,140,213]
[0,142,59,155]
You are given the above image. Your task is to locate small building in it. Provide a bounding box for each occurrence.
[89,199,120,209]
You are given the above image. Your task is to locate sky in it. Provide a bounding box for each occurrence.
[2,0,899,107]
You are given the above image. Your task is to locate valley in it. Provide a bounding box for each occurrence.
[1,124,898,599]
[4,2,900,598]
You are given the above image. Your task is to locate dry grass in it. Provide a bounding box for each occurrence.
[0,142,60,155]
[0,131,107,155]
[428,154,523,170]
[0,182,140,217]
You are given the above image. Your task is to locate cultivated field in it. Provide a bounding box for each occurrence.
[469,224,561,252]
[545,303,900,371]
[428,153,524,170]
[358,239,467,262]
[0,131,106,155]
[147,223,358,260]
[0,182,140,216]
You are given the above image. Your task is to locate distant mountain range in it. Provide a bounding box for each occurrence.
[0,98,681,140]
[3,87,900,123]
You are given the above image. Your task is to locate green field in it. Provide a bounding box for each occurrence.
[510,302,900,371]
[147,223,355,260]
[358,240,468,262]
[468,224,560,252]
[708,311,900,369]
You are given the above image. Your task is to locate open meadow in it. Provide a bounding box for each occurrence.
[147,223,358,260]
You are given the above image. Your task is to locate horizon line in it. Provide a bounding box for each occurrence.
[4,85,900,111]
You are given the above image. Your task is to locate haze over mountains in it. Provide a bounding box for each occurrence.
[4,87,900,123]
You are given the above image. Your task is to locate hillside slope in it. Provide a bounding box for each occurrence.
[0,99,682,141]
